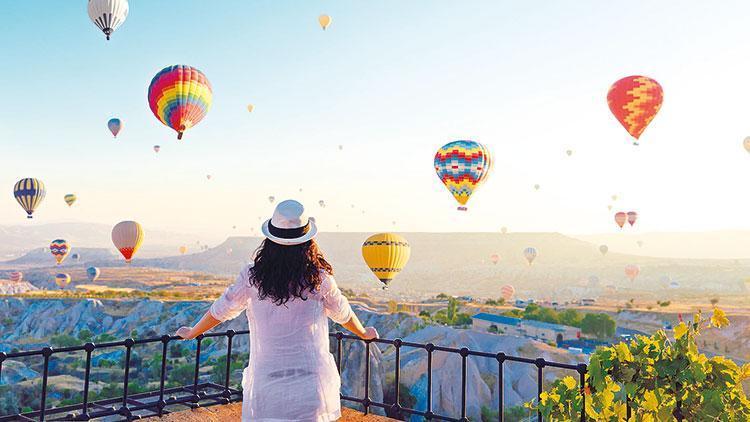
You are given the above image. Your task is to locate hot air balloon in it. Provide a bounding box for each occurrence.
[88,0,129,40]
[87,266,101,282]
[669,280,680,289]
[434,140,492,211]
[500,227,508,234]
[9,271,22,283]
[111,221,143,263]
[599,245,609,256]
[64,194,77,207]
[153,145,160,153]
[490,254,500,264]
[533,184,540,191]
[523,247,537,265]
[55,273,71,289]
[611,195,618,201]
[624,264,640,282]
[500,285,515,301]
[565,150,573,157]
[206,175,212,180]
[71,253,80,261]
[268,196,275,203]
[614,212,627,229]
[318,200,326,208]
[108,118,122,137]
[247,104,254,113]
[637,240,644,248]
[226,247,233,255]
[14,178,46,219]
[607,205,613,211]
[147,65,212,140]
[318,14,332,30]
[607,75,663,144]
[338,145,343,151]
[179,246,188,255]
[50,239,70,265]
[744,137,750,153]
[627,211,638,227]
[362,233,410,288]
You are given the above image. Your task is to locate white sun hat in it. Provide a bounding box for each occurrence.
[261,199,318,246]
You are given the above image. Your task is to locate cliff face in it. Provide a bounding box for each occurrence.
[0,298,582,420]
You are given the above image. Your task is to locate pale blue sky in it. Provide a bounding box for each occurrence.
[2,1,750,239]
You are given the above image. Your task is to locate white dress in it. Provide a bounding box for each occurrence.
[209,265,354,422]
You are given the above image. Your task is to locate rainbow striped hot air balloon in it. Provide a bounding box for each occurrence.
[362,233,411,288]
[434,140,492,211]
[607,76,663,145]
[147,65,212,140]
[111,221,144,263]
[14,178,46,219]
[50,239,70,265]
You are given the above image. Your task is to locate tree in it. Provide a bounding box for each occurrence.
[581,313,615,339]
[50,334,79,348]
[526,308,750,420]
[558,309,583,327]
[387,300,398,313]
[77,329,93,343]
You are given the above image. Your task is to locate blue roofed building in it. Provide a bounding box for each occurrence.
[472,313,581,344]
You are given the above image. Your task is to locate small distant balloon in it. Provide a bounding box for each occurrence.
[637,240,644,248]
[490,254,500,264]
[338,145,343,151]
[318,14,332,30]
[624,264,640,282]
[611,195,618,201]
[232,225,237,229]
[55,273,71,289]
[744,137,750,153]
[153,145,160,153]
[669,280,680,289]
[614,212,627,229]
[10,271,23,283]
[50,239,70,265]
[206,175,212,180]
[500,226,508,234]
[64,194,77,207]
[108,118,122,138]
[87,266,101,282]
[71,253,80,261]
[318,200,326,208]
[599,245,608,256]
[627,211,638,227]
[534,184,540,191]
[500,284,515,301]
[226,248,233,255]
[179,245,188,255]
[247,104,254,113]
[607,205,613,211]
[565,149,573,157]
[523,247,537,265]
[268,196,275,203]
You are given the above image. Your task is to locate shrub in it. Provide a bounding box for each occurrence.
[525,308,750,420]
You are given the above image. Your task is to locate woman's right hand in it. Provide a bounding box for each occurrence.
[362,327,379,340]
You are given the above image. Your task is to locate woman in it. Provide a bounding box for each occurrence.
[177,200,378,421]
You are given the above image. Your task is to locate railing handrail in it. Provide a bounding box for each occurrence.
[0,329,590,421]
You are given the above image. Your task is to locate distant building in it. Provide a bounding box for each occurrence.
[471,313,581,344]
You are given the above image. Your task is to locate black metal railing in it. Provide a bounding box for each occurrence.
[0,330,589,421]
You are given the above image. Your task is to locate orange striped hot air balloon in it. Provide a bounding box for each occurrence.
[111,221,144,263]
[607,76,663,145]
[625,264,640,282]
[9,271,22,283]
[500,284,515,301]
[614,212,627,229]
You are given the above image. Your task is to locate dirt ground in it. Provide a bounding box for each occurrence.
[143,403,396,421]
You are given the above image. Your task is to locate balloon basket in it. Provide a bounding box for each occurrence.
[177,132,184,140]
[457,206,467,211]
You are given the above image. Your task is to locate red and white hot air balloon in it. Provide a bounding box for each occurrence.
[614,212,627,229]
[627,211,638,227]
[500,284,515,301]
[111,221,144,263]
[9,271,23,283]
[625,264,640,282]
[490,254,500,265]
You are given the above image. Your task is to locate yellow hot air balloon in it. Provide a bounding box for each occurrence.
[55,273,71,289]
[247,104,254,113]
[362,233,410,288]
[64,194,77,207]
[179,246,188,255]
[111,221,144,263]
[318,14,332,30]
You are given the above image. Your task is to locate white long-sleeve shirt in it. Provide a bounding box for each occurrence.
[209,264,354,422]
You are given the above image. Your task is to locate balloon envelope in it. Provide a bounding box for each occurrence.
[153,145,160,153]
[318,14,332,30]
[268,196,275,203]
[55,273,71,288]
[179,246,188,254]
[434,140,492,211]
[614,212,627,228]
[599,245,608,256]
[88,0,129,40]
[64,194,77,207]
[500,285,515,301]
[627,211,638,226]
[744,137,750,153]
[490,254,500,264]
[87,266,101,282]
[111,221,144,263]
[148,65,212,140]
[607,75,663,141]
[247,104,254,113]
[14,178,46,218]
[523,247,537,265]
[50,239,70,265]
[362,233,410,287]
[108,118,122,137]
[625,264,640,281]
[9,271,23,283]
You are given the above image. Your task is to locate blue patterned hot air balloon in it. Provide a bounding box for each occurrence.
[14,178,46,219]
[434,140,492,211]
[86,266,101,282]
[108,118,122,137]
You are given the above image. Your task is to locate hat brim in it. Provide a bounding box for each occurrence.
[261,219,318,246]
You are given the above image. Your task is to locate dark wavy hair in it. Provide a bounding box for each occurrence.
[248,238,333,306]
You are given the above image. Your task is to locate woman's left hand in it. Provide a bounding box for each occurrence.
[176,326,195,339]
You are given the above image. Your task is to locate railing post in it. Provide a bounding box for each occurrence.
[192,335,203,405]
[459,348,469,422]
[119,338,134,419]
[425,343,434,420]
[497,352,506,422]
[536,358,546,422]
[158,335,170,417]
[0,351,5,393]
[577,363,587,422]
[81,343,95,420]
[363,340,371,415]
[392,339,402,416]
[39,347,52,421]
[223,330,235,401]
[335,332,343,374]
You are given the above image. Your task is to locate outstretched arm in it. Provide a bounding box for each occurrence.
[176,311,221,340]
[342,313,378,340]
